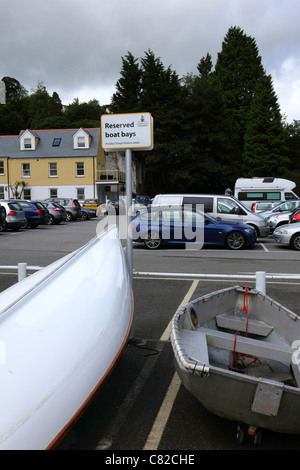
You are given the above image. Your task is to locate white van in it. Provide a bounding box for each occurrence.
[152,193,269,237]
[234,177,298,209]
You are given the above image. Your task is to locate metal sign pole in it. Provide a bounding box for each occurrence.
[126,148,133,284]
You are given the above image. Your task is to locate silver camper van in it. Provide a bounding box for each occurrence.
[152,193,269,237]
[234,177,299,209]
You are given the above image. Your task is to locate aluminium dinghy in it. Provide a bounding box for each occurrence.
[0,225,133,450]
[170,285,300,444]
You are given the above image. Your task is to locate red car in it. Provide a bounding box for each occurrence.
[290,208,300,223]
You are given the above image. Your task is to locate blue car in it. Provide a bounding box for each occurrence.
[131,207,257,250]
[12,200,44,228]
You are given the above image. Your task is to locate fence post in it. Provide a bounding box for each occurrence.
[18,263,27,282]
[256,271,266,294]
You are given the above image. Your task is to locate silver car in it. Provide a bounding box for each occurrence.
[273,222,300,250]
[0,200,26,231]
[266,211,292,232]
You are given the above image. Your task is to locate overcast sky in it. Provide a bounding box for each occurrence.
[1,0,300,122]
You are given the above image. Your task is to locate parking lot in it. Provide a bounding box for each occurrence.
[1,217,300,452]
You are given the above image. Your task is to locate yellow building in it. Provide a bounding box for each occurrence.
[0,127,109,201]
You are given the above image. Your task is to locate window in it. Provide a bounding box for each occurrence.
[50,188,58,198]
[76,188,85,200]
[217,198,239,214]
[52,138,61,147]
[0,186,4,199]
[23,188,31,200]
[22,163,30,177]
[77,136,85,148]
[24,138,32,149]
[0,161,4,175]
[76,162,84,177]
[49,162,57,177]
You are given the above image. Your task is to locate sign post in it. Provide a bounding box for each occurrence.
[100,112,153,281]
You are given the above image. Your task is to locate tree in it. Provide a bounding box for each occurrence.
[110,52,142,113]
[179,54,231,192]
[242,74,290,176]
[214,26,266,175]
[1,77,28,101]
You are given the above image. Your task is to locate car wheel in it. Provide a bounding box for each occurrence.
[143,231,162,249]
[66,212,73,221]
[290,233,300,250]
[47,215,55,225]
[0,221,7,232]
[225,231,246,250]
[81,212,88,221]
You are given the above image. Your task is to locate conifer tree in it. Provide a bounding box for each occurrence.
[110,52,141,113]
[215,26,265,175]
[243,74,289,176]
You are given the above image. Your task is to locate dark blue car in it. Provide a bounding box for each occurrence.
[131,207,257,250]
[12,200,44,228]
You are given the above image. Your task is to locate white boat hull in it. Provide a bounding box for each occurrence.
[0,225,133,449]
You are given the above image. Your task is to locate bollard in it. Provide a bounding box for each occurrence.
[255,271,266,295]
[18,263,27,282]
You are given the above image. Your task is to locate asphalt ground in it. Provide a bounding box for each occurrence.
[1,217,300,455]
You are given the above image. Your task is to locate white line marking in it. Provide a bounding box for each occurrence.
[143,372,181,450]
[259,242,269,252]
[143,280,199,451]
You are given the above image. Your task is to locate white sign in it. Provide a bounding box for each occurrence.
[101,112,153,151]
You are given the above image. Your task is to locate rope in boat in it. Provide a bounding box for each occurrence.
[230,286,261,371]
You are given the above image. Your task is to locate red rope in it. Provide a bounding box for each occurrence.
[230,287,261,371]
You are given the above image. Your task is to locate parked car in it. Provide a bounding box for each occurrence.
[251,202,278,213]
[289,208,300,224]
[260,199,300,219]
[273,222,300,250]
[80,206,97,220]
[45,198,82,221]
[32,201,51,225]
[106,199,125,215]
[0,200,26,231]
[39,201,67,224]
[265,212,293,232]
[11,200,44,228]
[133,195,152,215]
[82,199,100,210]
[131,207,257,250]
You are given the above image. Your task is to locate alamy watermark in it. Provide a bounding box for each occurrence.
[96,202,205,249]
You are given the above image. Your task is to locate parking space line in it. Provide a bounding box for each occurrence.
[142,280,199,451]
[160,279,199,342]
[259,242,269,252]
[143,372,181,451]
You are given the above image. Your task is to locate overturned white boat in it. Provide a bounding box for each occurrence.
[0,225,133,450]
[170,285,300,444]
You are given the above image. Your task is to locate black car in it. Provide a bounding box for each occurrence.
[80,206,97,220]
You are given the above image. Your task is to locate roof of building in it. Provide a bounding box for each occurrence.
[0,128,100,158]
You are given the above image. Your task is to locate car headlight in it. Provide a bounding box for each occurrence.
[268,216,277,223]
[275,228,288,235]
[245,228,255,233]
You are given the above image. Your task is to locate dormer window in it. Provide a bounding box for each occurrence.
[73,128,91,149]
[20,130,39,151]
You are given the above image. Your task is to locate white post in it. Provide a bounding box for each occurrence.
[18,262,27,282]
[256,271,266,294]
